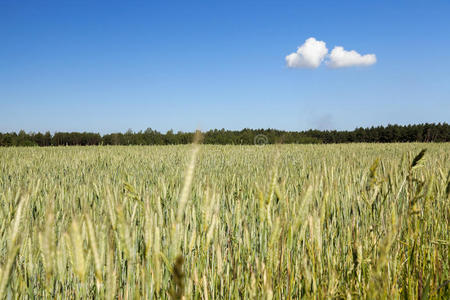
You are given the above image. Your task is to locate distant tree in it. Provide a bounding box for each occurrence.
[0,123,449,147]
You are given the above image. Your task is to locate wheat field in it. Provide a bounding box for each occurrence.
[0,143,448,299]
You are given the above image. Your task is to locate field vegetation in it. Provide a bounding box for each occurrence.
[0,143,448,298]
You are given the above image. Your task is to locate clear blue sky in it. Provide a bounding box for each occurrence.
[1,0,449,133]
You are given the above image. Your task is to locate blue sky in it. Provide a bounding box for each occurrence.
[1,0,449,133]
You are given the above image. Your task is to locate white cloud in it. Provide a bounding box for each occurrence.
[285,37,328,69]
[327,46,376,68]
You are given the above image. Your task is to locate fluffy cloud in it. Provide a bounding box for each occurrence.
[327,46,376,68]
[285,37,328,68]
[286,38,377,69]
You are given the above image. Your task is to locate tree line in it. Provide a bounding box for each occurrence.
[0,123,448,147]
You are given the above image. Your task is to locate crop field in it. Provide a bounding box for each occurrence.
[0,143,449,299]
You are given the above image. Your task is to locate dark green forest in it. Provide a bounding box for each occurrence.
[0,123,448,146]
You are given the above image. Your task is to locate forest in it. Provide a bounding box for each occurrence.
[0,123,448,146]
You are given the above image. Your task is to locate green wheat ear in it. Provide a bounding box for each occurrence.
[369,158,380,179]
[169,255,185,300]
[0,197,27,299]
[411,148,427,169]
[446,170,450,198]
[367,157,380,189]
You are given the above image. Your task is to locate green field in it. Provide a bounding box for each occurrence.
[0,144,449,299]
